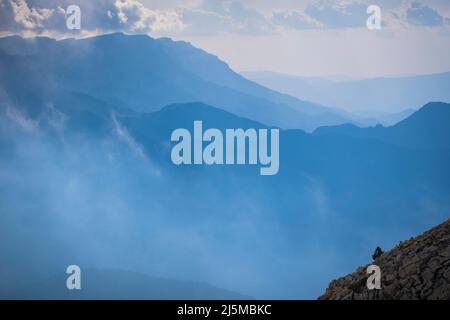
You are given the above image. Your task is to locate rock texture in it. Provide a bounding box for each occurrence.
[319,219,450,300]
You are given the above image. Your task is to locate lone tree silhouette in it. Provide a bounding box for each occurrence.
[372,246,384,260]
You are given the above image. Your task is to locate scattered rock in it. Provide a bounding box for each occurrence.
[319,218,450,300]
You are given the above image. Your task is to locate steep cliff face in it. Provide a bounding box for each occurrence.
[319,219,450,300]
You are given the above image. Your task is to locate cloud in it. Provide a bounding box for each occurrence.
[1,0,450,38]
[5,106,38,132]
[180,0,450,34]
[0,0,61,33]
[111,111,146,159]
[271,10,322,30]
[406,1,445,26]
[181,0,274,36]
[304,0,369,29]
[180,9,227,35]
[9,0,56,29]
[113,0,184,33]
[0,0,185,37]
[227,1,271,34]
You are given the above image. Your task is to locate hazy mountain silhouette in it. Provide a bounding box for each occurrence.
[1,33,449,299]
[1,94,449,298]
[314,102,450,150]
[0,33,352,132]
[5,269,249,300]
[244,70,450,115]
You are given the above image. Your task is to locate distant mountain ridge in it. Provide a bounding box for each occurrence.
[314,102,450,150]
[1,33,450,299]
[0,33,353,132]
[244,70,450,116]
[5,269,249,300]
[1,93,450,298]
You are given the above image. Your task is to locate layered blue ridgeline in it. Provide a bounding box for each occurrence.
[0,34,449,299]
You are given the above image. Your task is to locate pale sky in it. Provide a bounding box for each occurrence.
[1,0,450,77]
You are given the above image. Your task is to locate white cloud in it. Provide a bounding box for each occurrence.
[271,10,323,30]
[5,106,37,132]
[0,0,184,36]
[179,0,275,36]
[405,1,446,26]
[1,0,450,37]
[9,0,55,29]
[111,111,145,158]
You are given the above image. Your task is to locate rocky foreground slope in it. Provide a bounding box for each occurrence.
[319,219,450,300]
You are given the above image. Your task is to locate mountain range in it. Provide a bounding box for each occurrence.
[4,269,248,300]
[0,33,449,299]
[244,70,450,118]
[314,102,450,150]
[0,33,354,132]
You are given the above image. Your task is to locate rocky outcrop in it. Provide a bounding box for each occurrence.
[319,219,450,300]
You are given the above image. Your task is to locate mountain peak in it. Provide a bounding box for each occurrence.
[76,32,155,44]
[0,32,357,131]
[394,101,450,128]
[416,101,450,113]
[155,102,266,129]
